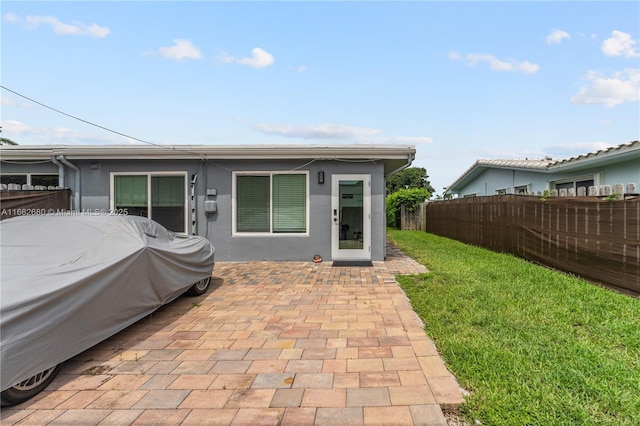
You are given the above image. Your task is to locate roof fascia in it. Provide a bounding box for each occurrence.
[0,144,416,161]
[548,143,640,172]
[446,162,548,193]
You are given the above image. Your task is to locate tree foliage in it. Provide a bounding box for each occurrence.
[1,138,18,145]
[0,126,18,145]
[386,167,435,195]
[386,187,429,229]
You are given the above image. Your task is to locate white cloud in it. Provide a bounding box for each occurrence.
[252,123,433,146]
[570,68,639,107]
[237,47,275,69]
[543,141,615,157]
[449,51,540,74]
[6,13,110,38]
[546,29,570,44]
[253,123,380,139]
[1,94,31,108]
[2,120,32,134]
[216,51,235,64]
[158,39,203,61]
[1,120,133,145]
[219,47,275,69]
[602,30,639,58]
[389,136,433,145]
[4,13,20,23]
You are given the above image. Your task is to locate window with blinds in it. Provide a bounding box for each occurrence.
[235,172,308,234]
[113,173,186,233]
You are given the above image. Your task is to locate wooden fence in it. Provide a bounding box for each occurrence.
[1,190,71,220]
[401,193,640,296]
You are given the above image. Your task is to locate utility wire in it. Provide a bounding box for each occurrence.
[0,85,205,158]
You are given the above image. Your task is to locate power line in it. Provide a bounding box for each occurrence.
[0,85,205,158]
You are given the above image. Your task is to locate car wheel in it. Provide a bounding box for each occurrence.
[1,364,63,406]
[185,276,212,296]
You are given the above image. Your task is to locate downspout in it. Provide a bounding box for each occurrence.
[384,152,415,178]
[57,155,81,211]
[50,156,65,188]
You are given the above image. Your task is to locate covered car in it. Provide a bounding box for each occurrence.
[0,214,215,405]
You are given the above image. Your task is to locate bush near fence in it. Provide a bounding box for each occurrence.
[401,189,640,296]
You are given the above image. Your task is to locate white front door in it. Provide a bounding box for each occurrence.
[331,174,371,260]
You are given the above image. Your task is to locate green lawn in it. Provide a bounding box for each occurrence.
[387,229,640,426]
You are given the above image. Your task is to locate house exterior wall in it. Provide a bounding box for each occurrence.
[455,159,639,197]
[456,169,549,197]
[591,158,639,187]
[2,158,387,262]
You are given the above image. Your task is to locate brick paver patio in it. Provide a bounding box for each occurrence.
[1,243,464,425]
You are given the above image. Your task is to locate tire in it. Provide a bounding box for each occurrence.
[1,364,62,406]
[184,276,211,296]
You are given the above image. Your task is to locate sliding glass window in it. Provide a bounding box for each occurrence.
[112,173,187,233]
[234,172,308,235]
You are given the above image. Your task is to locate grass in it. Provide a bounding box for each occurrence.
[387,229,640,426]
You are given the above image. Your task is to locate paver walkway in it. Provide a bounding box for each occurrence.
[1,243,464,425]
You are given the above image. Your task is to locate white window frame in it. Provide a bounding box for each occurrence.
[109,171,189,234]
[552,174,598,191]
[0,173,59,186]
[232,170,310,236]
[514,184,530,195]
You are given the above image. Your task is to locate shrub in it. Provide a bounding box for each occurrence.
[386,188,429,228]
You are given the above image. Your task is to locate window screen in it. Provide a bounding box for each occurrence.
[151,176,185,232]
[235,173,307,234]
[273,174,306,233]
[113,174,186,233]
[115,175,147,207]
[237,175,270,232]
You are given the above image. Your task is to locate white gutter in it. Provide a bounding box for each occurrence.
[0,144,416,161]
[57,155,81,210]
[385,152,415,178]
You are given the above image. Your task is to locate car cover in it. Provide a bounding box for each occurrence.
[1,214,215,390]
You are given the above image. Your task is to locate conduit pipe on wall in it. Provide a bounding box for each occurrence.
[56,155,81,211]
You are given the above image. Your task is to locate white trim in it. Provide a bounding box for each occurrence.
[232,170,310,237]
[514,184,530,195]
[331,174,371,261]
[0,144,415,160]
[551,173,598,188]
[0,173,59,186]
[109,171,189,234]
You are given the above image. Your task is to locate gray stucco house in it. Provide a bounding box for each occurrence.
[0,144,415,262]
[445,140,639,198]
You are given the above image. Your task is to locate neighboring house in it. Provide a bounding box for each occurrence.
[445,140,640,198]
[0,144,415,262]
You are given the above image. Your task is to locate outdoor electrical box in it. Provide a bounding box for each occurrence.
[206,188,217,196]
[204,200,217,214]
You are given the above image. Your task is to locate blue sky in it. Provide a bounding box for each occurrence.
[2,1,639,195]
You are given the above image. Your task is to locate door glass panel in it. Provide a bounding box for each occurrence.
[339,180,364,250]
[115,175,148,217]
[151,176,185,232]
